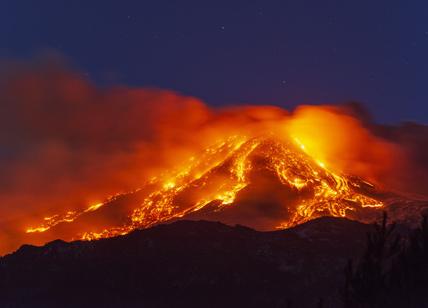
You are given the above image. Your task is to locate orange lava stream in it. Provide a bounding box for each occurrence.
[25,135,383,241]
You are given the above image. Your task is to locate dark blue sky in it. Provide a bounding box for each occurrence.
[1,0,428,123]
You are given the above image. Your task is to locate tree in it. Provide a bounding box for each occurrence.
[342,212,401,308]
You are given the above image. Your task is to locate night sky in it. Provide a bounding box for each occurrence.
[2,0,428,123]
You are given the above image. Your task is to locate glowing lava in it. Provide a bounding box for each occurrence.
[25,134,383,241]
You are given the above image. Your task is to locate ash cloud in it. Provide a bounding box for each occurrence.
[333,102,428,196]
[0,59,214,252]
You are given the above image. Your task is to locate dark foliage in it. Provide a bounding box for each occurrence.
[343,213,428,308]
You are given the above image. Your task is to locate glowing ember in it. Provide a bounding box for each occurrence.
[26,134,383,241]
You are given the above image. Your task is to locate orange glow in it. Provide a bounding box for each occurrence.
[25,134,383,241]
[4,63,414,255]
[285,106,399,185]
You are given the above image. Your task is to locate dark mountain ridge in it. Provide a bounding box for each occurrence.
[0,217,374,308]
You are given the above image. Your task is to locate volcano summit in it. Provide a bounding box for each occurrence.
[25,135,384,244]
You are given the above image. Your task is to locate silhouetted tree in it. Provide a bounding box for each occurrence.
[343,213,428,308]
[342,212,401,308]
[389,215,428,307]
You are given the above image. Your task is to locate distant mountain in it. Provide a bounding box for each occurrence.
[0,217,374,308]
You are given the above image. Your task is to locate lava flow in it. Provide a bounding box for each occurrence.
[25,134,383,241]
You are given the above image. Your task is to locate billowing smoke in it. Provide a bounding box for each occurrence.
[0,58,427,254]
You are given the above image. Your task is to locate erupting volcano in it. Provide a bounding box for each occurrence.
[2,64,428,256]
[4,3,428,307]
[25,134,384,243]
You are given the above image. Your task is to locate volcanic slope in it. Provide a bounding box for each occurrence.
[24,135,385,244]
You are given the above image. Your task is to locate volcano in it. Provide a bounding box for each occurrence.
[25,135,386,244]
